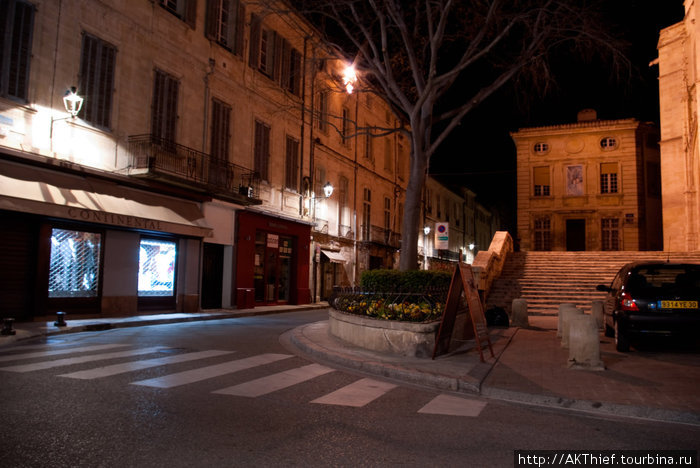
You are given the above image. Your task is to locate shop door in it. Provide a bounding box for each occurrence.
[255,233,294,304]
[566,219,586,251]
[201,243,223,309]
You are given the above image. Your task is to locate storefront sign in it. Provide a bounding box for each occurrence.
[67,207,162,231]
[435,222,449,249]
[267,233,279,248]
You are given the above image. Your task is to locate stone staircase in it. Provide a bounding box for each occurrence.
[485,251,700,316]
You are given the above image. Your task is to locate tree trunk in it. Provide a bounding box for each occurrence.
[399,139,428,271]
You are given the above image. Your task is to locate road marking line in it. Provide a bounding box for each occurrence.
[0,344,130,363]
[58,350,234,379]
[130,353,293,388]
[213,363,335,397]
[0,347,166,373]
[310,378,397,407]
[417,394,487,417]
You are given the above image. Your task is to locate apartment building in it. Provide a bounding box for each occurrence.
[0,0,409,318]
[420,178,498,269]
[657,0,700,252]
[512,110,662,252]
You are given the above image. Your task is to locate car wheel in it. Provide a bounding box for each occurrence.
[614,320,630,352]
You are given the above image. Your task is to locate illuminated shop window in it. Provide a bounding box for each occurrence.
[138,238,177,297]
[48,229,102,298]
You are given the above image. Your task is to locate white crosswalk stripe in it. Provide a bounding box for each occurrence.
[418,394,487,417]
[58,350,235,379]
[0,347,168,373]
[311,377,397,407]
[213,363,335,397]
[0,344,130,363]
[131,353,293,388]
[0,344,489,417]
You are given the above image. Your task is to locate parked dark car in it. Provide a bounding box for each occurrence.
[596,262,700,352]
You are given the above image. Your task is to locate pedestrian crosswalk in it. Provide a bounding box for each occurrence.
[0,343,487,417]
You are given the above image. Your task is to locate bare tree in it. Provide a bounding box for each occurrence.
[293,0,626,270]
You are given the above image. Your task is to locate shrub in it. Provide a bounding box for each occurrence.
[333,269,450,322]
[359,269,451,292]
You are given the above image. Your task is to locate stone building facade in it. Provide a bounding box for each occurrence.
[512,110,662,252]
[0,0,411,318]
[420,178,498,269]
[657,0,700,252]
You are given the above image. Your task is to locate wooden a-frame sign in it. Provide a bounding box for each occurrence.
[432,262,494,362]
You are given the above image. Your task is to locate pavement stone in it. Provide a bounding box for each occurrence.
[2,306,699,426]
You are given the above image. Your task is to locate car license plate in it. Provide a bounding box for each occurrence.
[658,300,698,309]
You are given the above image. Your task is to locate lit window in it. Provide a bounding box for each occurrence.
[533,166,550,196]
[49,229,102,298]
[600,162,618,194]
[600,137,617,150]
[534,142,549,154]
[138,239,177,297]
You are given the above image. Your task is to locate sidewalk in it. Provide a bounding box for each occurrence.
[2,308,699,426]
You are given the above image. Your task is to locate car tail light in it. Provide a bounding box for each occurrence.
[620,291,639,312]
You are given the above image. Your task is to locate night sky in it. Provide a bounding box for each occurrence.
[430,1,686,232]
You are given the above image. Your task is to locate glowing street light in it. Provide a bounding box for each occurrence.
[62,87,84,118]
[342,64,357,94]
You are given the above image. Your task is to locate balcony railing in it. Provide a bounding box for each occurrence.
[128,134,260,201]
[362,224,401,248]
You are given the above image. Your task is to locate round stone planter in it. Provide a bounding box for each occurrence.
[328,309,440,358]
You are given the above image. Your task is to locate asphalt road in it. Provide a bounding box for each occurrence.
[1,310,698,467]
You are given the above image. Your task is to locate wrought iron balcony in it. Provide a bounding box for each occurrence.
[361,224,401,248]
[128,134,260,203]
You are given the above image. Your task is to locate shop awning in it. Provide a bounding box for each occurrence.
[0,159,212,238]
[322,249,346,263]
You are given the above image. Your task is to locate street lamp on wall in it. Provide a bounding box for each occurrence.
[62,87,84,118]
[342,64,357,94]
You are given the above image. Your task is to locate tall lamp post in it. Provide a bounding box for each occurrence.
[423,225,431,270]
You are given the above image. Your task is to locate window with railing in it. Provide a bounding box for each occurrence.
[254,120,270,181]
[152,70,179,143]
[210,99,231,162]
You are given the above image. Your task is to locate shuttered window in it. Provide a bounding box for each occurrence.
[206,0,245,55]
[533,166,550,196]
[159,0,197,28]
[284,136,299,191]
[79,33,116,130]
[600,162,618,194]
[0,0,34,101]
[152,70,179,143]
[210,98,231,161]
[254,120,270,182]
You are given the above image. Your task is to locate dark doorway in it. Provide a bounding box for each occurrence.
[566,219,586,251]
[201,243,224,309]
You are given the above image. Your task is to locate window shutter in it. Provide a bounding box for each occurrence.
[205,0,219,40]
[234,2,245,56]
[185,0,197,29]
[248,14,260,68]
[534,167,549,185]
[3,1,35,100]
[601,162,617,174]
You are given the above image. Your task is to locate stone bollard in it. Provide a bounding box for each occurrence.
[511,298,529,328]
[568,314,605,370]
[591,300,605,329]
[560,306,583,348]
[557,303,578,338]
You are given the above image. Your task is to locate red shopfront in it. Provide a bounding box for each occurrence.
[235,211,311,307]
